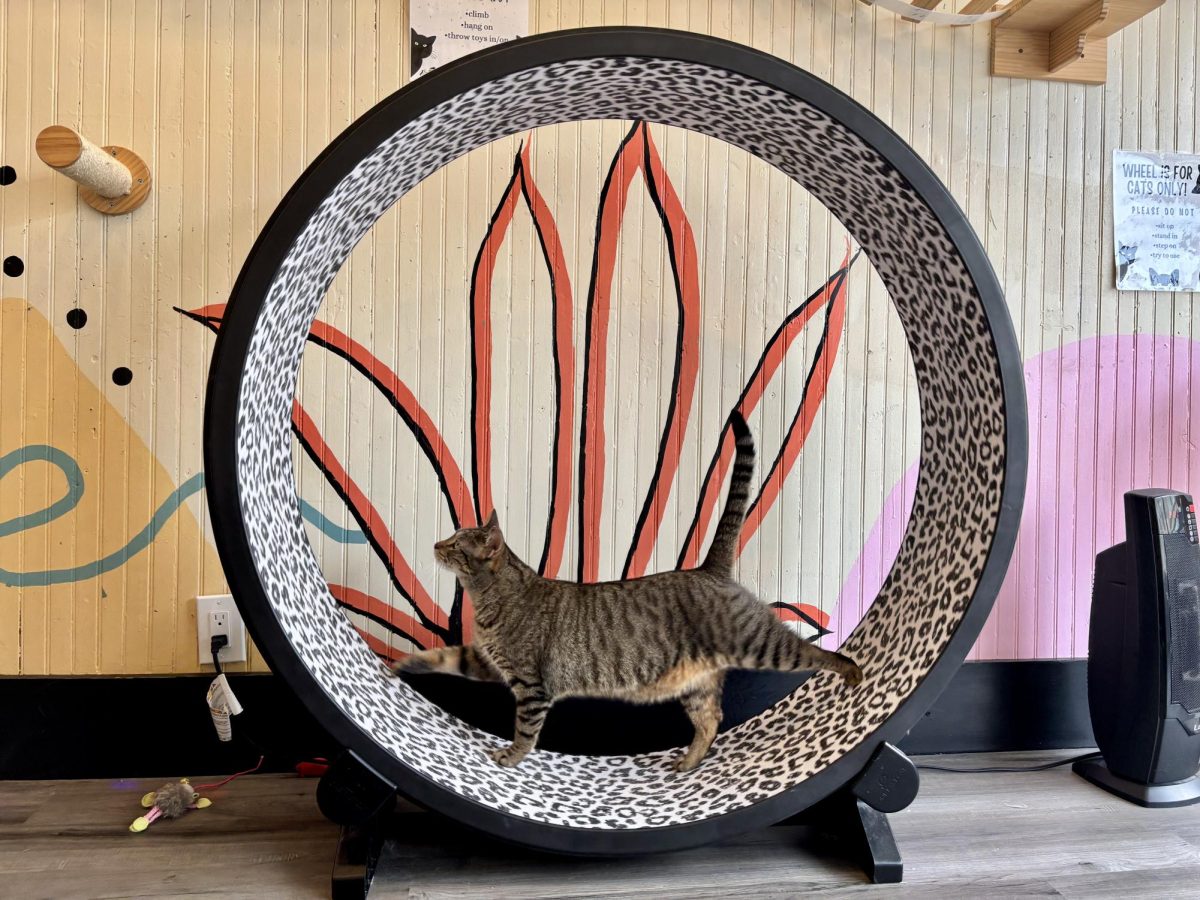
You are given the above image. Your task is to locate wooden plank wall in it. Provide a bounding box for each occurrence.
[0,0,1195,673]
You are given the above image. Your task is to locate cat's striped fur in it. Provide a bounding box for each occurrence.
[394,413,864,772]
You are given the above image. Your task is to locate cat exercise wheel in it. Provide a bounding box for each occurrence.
[204,27,1026,862]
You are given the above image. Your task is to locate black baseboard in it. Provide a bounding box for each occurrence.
[0,673,337,782]
[902,659,1092,754]
[0,660,1092,781]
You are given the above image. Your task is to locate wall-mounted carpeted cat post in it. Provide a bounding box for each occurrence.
[35,124,151,215]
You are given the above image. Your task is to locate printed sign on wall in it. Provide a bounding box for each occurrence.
[409,0,529,79]
[1113,150,1200,292]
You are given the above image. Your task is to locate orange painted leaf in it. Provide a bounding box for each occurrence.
[515,140,576,579]
[678,245,856,568]
[621,126,703,579]
[577,123,648,582]
[740,256,852,551]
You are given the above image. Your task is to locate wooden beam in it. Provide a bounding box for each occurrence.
[902,0,942,24]
[1089,0,1166,37]
[951,0,1003,27]
[958,0,1002,12]
[1048,0,1108,72]
[1000,0,1159,31]
[994,0,1038,25]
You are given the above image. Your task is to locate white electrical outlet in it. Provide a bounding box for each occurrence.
[197,594,247,665]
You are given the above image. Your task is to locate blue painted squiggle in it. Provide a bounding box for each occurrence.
[299,499,367,545]
[2,473,207,586]
[0,448,364,587]
[0,445,84,538]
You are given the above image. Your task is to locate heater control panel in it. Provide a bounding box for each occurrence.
[1153,493,1199,544]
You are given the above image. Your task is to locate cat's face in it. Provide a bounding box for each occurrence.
[434,511,504,578]
[412,30,435,55]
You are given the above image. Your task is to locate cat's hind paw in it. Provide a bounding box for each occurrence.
[834,653,864,687]
[844,663,864,688]
[489,745,529,768]
[391,649,443,675]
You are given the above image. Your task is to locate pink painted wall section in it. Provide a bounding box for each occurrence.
[826,334,1200,661]
[823,461,918,650]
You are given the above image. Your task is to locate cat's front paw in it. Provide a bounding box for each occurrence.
[672,753,705,773]
[489,745,529,768]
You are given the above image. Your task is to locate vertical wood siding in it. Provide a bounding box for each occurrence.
[0,0,1195,673]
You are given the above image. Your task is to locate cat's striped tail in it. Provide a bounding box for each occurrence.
[729,621,864,686]
[700,412,755,577]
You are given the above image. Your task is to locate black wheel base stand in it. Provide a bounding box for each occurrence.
[317,752,397,900]
[319,743,919,898]
[776,742,917,884]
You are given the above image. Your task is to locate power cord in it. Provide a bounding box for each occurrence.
[207,632,320,774]
[209,632,271,756]
[210,634,229,673]
[916,750,1101,774]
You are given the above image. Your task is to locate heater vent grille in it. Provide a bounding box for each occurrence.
[1163,537,1200,714]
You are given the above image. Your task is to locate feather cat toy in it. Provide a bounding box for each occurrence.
[129,779,212,833]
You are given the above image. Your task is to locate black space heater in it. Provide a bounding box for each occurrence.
[1075,489,1200,807]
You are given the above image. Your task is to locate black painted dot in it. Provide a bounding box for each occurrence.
[0,166,15,186]
[2,256,23,278]
[111,367,133,386]
[66,308,88,329]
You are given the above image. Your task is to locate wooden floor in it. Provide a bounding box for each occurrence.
[3,751,1199,898]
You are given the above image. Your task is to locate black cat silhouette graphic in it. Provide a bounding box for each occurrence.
[411,29,436,77]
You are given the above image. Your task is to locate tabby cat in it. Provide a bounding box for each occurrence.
[393,413,864,771]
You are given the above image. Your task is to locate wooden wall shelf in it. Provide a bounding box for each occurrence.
[991,0,1166,84]
[861,0,1165,85]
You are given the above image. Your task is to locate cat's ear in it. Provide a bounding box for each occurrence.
[483,511,503,556]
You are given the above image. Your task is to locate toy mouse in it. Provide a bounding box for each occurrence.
[129,778,212,833]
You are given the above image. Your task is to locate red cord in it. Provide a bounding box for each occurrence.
[193,755,265,792]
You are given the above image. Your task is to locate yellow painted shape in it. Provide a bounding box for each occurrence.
[0,298,235,674]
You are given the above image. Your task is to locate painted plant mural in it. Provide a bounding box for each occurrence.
[183,121,855,660]
[7,117,1184,670]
